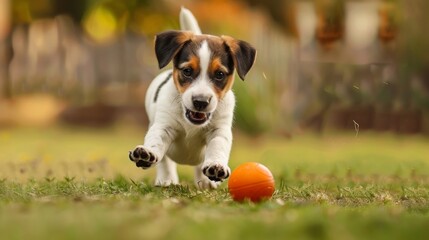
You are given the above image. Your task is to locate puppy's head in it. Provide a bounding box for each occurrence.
[155,31,256,126]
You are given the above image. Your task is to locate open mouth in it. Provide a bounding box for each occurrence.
[185,108,211,125]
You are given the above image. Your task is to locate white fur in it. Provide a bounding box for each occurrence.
[138,69,235,188]
[198,41,211,74]
[182,42,217,114]
[130,8,236,189]
[180,7,202,34]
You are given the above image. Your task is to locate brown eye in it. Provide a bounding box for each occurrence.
[182,68,193,77]
[214,70,225,81]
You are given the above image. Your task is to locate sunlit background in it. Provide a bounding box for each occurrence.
[1,0,428,133]
[1,2,429,238]
[0,0,428,180]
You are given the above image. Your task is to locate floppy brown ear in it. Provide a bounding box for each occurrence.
[222,36,257,80]
[155,30,193,69]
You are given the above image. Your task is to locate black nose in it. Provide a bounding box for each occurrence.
[192,96,210,111]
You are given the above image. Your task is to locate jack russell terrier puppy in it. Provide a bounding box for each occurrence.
[129,7,256,189]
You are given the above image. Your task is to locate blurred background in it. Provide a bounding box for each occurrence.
[0,0,428,135]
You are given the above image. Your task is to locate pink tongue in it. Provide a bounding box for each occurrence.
[193,112,205,120]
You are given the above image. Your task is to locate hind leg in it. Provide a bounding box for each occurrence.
[155,157,179,186]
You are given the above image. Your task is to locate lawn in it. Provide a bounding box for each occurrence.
[1,125,429,240]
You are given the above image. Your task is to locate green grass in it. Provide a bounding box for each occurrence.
[1,126,429,239]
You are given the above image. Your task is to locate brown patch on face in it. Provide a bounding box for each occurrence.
[209,58,226,73]
[208,57,235,99]
[173,69,190,94]
[185,56,200,71]
[173,55,200,94]
[215,75,235,99]
[170,34,237,99]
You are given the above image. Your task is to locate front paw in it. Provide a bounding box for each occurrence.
[128,146,158,169]
[202,162,231,182]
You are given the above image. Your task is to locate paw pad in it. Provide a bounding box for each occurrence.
[202,163,230,182]
[128,146,158,169]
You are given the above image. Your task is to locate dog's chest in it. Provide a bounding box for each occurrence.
[166,129,207,165]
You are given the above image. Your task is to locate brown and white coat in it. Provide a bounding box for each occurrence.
[129,7,256,189]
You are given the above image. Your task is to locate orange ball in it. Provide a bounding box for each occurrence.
[228,162,275,202]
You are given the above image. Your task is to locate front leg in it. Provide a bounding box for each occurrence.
[129,146,157,169]
[129,123,176,169]
[201,128,232,182]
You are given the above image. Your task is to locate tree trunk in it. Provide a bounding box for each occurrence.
[0,0,12,99]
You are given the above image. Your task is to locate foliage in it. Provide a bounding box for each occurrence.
[233,79,270,135]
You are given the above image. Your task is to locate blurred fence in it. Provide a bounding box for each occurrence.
[8,15,155,103]
[2,15,157,126]
[0,0,428,134]
[290,0,429,134]
[235,0,429,134]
